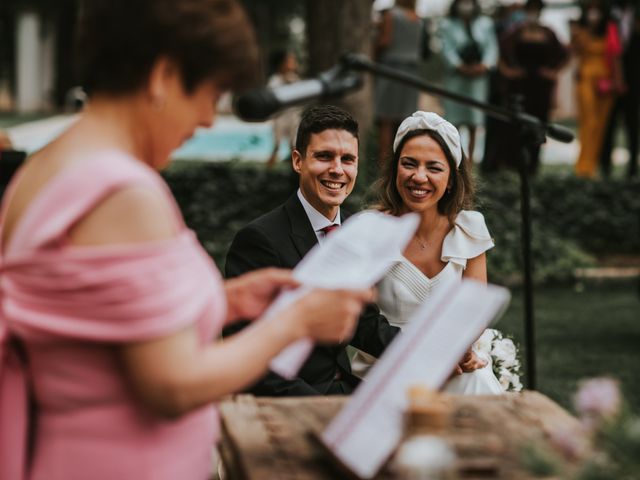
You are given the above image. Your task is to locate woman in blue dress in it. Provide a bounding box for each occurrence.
[439,0,498,162]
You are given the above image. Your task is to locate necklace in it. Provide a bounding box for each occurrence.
[414,234,428,250]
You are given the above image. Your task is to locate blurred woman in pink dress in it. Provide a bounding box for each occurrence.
[0,1,371,479]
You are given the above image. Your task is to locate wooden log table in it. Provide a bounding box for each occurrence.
[218,392,584,479]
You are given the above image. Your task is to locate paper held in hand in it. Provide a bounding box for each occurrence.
[319,280,511,479]
[258,210,420,379]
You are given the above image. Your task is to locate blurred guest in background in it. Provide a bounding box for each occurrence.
[484,0,569,174]
[572,0,624,178]
[599,0,639,178]
[374,0,426,166]
[439,0,497,163]
[0,129,12,150]
[0,1,370,479]
[266,49,301,168]
[481,2,524,174]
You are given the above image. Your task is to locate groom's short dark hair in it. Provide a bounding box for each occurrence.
[295,105,359,157]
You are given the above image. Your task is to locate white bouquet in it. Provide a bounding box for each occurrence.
[473,329,523,392]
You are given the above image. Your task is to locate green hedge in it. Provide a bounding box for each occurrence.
[164,162,298,268]
[531,174,640,253]
[162,162,639,285]
[478,171,639,283]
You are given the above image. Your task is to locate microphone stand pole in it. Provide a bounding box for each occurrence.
[342,54,574,390]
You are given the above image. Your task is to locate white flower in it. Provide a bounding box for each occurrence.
[499,373,511,391]
[499,367,512,380]
[506,358,521,373]
[492,338,517,368]
[486,330,522,392]
[497,366,523,392]
[510,376,523,392]
[473,329,496,357]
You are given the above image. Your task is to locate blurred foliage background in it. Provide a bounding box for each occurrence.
[162,158,640,411]
[163,160,639,286]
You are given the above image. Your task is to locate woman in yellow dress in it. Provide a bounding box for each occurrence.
[572,0,624,178]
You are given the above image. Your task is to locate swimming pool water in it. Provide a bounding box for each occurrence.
[171,117,289,162]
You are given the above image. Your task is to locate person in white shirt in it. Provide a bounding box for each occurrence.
[351,111,504,394]
[224,104,402,396]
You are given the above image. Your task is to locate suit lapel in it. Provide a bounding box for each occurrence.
[284,194,319,259]
[284,194,358,377]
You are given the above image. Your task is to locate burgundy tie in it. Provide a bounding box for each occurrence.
[321,224,340,236]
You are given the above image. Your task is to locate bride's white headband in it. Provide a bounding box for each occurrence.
[392,111,464,168]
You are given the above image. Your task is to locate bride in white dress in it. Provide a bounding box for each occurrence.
[352,111,503,394]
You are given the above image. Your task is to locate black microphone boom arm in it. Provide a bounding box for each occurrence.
[340,53,574,144]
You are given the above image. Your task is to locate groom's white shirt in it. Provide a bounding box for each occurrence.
[296,188,341,244]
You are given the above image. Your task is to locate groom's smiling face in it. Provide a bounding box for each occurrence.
[292,129,358,220]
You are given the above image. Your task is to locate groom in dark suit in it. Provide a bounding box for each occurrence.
[224,105,399,396]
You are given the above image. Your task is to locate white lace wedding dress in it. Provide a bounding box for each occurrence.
[351,210,504,395]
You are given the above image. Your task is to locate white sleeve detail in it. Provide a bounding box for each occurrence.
[441,210,494,268]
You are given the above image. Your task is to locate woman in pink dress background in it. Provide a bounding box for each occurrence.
[0,1,372,479]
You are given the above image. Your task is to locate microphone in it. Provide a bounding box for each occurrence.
[518,112,575,144]
[545,123,575,144]
[233,64,363,122]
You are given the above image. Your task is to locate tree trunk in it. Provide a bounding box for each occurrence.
[305,0,373,135]
[241,0,305,82]
[53,0,79,108]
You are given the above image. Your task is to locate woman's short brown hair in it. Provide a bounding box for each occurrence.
[373,129,475,223]
[76,0,259,95]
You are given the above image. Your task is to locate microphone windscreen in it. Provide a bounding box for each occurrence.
[233,88,280,122]
[546,124,575,144]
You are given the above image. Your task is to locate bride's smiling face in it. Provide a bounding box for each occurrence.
[395,134,452,213]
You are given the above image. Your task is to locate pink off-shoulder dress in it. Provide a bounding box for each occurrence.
[0,151,227,480]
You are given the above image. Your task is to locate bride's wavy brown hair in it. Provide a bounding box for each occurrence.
[373,129,475,224]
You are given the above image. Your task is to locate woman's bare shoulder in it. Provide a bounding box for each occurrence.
[1,148,70,248]
[69,185,177,247]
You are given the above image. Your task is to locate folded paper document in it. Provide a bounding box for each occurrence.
[320,280,511,479]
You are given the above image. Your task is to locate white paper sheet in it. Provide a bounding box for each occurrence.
[258,210,420,379]
[320,280,511,479]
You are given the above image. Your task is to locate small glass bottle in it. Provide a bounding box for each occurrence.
[393,435,456,480]
[394,386,456,479]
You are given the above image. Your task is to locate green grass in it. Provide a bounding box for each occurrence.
[496,280,640,413]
